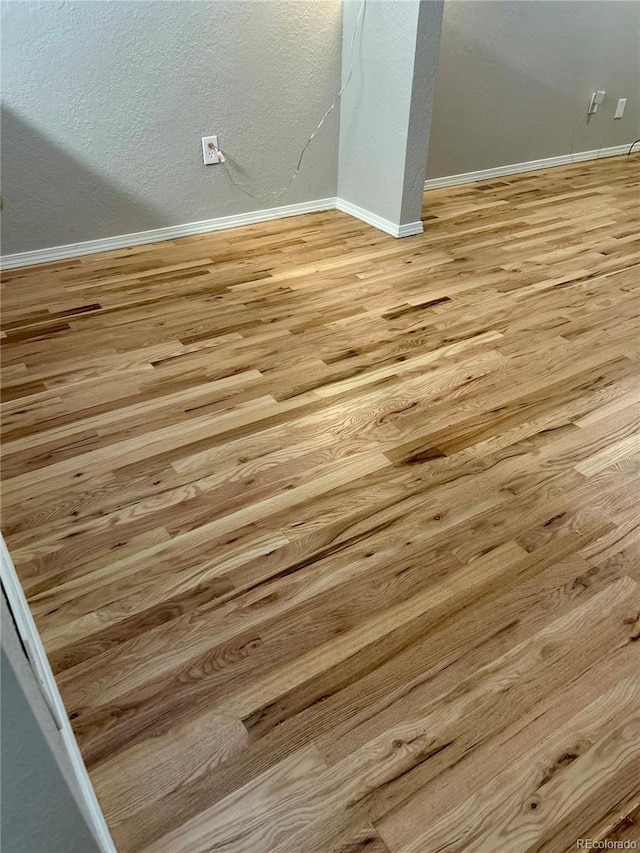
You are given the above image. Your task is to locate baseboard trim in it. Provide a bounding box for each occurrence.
[1,194,421,271]
[0,197,337,271]
[5,143,627,270]
[336,198,423,238]
[423,144,632,191]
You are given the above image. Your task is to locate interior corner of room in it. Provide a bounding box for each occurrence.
[1,2,640,852]
[1,0,638,268]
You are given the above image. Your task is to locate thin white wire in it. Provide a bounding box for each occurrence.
[570,96,604,163]
[220,0,367,203]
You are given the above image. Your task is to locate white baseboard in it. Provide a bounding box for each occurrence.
[0,197,337,271]
[336,198,423,238]
[1,194,424,270]
[4,142,629,270]
[423,143,632,191]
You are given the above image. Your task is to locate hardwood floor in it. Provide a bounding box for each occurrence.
[1,155,639,852]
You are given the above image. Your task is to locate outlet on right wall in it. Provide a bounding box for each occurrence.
[426,0,640,179]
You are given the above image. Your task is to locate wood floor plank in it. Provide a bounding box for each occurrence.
[1,155,639,852]
[392,676,640,853]
[375,641,640,851]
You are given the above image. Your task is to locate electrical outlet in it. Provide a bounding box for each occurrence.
[588,90,606,115]
[202,136,220,165]
[615,98,627,119]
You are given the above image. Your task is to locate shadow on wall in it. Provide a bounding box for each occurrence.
[1,107,167,256]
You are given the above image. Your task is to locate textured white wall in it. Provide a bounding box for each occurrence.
[338,0,420,224]
[400,0,444,223]
[427,0,640,178]
[337,0,443,228]
[1,0,342,253]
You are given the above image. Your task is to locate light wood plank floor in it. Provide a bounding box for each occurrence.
[2,156,640,852]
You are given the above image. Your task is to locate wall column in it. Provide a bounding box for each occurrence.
[337,0,444,237]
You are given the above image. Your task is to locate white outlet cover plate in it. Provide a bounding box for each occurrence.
[202,136,220,165]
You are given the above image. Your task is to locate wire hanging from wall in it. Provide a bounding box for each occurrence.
[216,0,367,204]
